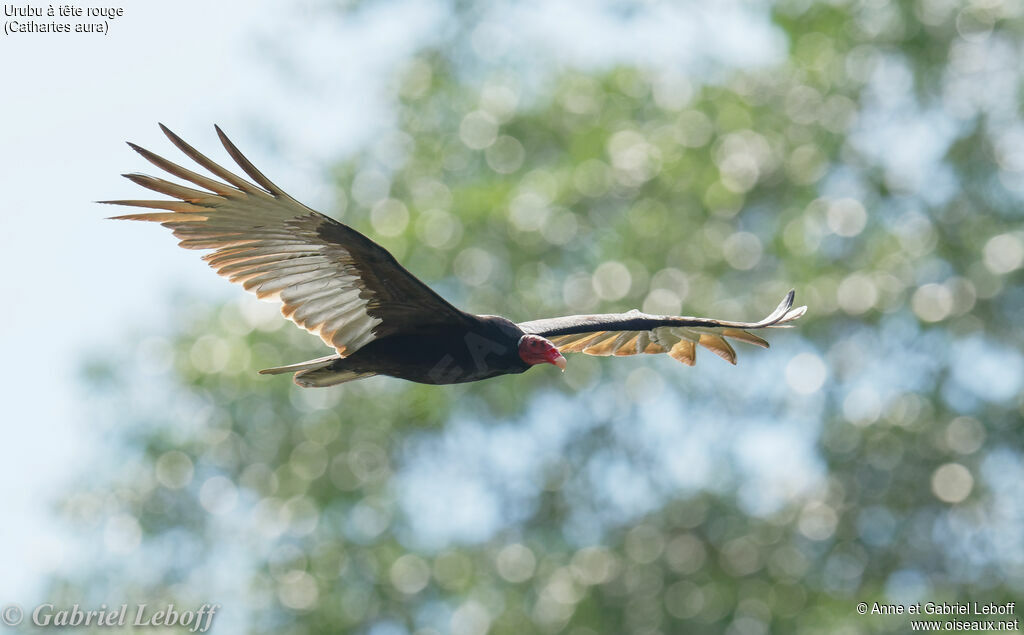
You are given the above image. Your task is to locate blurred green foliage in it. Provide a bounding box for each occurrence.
[54,1,1024,633]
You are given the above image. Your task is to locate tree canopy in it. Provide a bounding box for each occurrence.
[56,1,1024,633]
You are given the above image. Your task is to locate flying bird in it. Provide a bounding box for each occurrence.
[106,125,806,387]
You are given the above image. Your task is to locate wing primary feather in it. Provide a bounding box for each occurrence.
[668,340,696,366]
[556,331,606,353]
[760,290,794,324]
[698,334,737,364]
[643,340,666,354]
[158,123,264,194]
[582,332,620,356]
[107,212,208,223]
[613,333,640,356]
[126,142,237,196]
[101,199,205,213]
[782,304,808,322]
[721,328,769,348]
[121,173,214,201]
[215,124,296,202]
[636,331,650,354]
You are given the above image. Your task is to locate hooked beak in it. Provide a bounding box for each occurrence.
[550,353,567,372]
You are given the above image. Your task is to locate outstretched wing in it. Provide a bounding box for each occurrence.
[517,291,806,366]
[105,124,472,356]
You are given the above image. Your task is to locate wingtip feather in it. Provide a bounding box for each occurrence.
[159,123,185,148]
[771,290,796,319]
[107,212,198,222]
[785,305,808,321]
[699,333,737,364]
[107,213,160,221]
[158,122,178,142]
[721,328,770,349]
[755,289,804,328]
[214,124,290,198]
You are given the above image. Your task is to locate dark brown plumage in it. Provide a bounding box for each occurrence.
[106,125,806,387]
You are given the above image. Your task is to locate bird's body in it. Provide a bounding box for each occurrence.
[280,317,532,386]
[106,125,806,387]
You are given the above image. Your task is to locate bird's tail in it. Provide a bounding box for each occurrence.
[293,368,377,388]
[259,355,377,388]
[259,354,340,376]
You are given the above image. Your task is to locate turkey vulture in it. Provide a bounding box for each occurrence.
[105,125,806,387]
